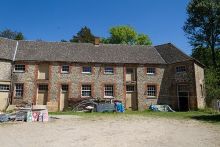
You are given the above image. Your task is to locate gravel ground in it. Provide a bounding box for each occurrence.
[0,115,220,147]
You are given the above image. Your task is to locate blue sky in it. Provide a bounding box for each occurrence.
[0,0,191,54]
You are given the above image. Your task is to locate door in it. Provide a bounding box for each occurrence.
[0,84,10,111]
[37,85,48,105]
[178,92,189,111]
[60,85,68,111]
[126,68,135,82]
[126,85,137,110]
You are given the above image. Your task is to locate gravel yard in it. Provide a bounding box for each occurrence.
[0,115,220,147]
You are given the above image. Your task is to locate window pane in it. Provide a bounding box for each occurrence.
[176,66,186,73]
[0,84,10,91]
[82,67,91,73]
[62,85,68,92]
[104,85,114,97]
[15,84,23,97]
[147,68,155,74]
[104,67,114,74]
[81,85,91,97]
[147,85,156,97]
[15,65,25,71]
[61,65,69,73]
[126,85,135,92]
[38,85,48,91]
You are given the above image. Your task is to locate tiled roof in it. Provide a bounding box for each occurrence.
[0,37,17,61]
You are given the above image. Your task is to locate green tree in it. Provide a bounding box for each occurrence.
[70,26,95,43]
[102,26,152,45]
[0,29,25,40]
[183,0,220,68]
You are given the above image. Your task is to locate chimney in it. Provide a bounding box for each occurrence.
[94,37,100,45]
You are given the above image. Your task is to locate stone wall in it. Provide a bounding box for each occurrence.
[0,60,12,81]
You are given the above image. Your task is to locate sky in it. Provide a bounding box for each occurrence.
[0,0,192,55]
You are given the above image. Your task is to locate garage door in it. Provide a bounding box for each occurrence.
[0,84,10,111]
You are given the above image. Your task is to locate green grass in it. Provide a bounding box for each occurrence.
[49,109,220,124]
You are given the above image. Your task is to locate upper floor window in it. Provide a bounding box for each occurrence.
[147,67,156,75]
[147,85,156,97]
[104,67,114,74]
[104,85,114,98]
[81,85,91,97]
[15,83,23,97]
[176,66,186,73]
[61,65,69,73]
[82,66,92,74]
[14,65,25,72]
[0,84,10,92]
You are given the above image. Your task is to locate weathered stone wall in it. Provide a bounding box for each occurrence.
[194,63,205,109]
[0,60,12,81]
[137,65,165,111]
[12,63,36,105]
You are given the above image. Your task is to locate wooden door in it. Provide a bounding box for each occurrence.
[126,92,137,110]
[0,92,8,111]
[60,92,68,111]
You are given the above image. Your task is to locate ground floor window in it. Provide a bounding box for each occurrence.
[0,84,10,92]
[104,85,114,97]
[15,84,23,97]
[81,85,91,97]
[147,85,156,97]
[126,85,135,92]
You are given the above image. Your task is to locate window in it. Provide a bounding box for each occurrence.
[61,65,69,73]
[176,66,186,73]
[38,85,48,91]
[126,68,133,74]
[82,66,92,73]
[104,67,114,74]
[14,65,25,72]
[104,85,114,97]
[0,84,10,92]
[126,85,135,92]
[15,84,23,97]
[147,68,155,75]
[147,85,156,97]
[81,85,91,97]
[177,85,189,92]
[62,85,68,92]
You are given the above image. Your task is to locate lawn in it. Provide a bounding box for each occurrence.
[49,109,220,124]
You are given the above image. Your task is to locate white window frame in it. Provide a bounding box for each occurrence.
[104,85,114,98]
[81,85,91,97]
[147,85,156,98]
[176,66,186,73]
[104,67,114,74]
[14,64,25,73]
[61,65,69,73]
[15,83,23,98]
[82,66,92,74]
[0,84,10,92]
[147,67,156,75]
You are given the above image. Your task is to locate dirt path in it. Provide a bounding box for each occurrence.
[0,115,219,147]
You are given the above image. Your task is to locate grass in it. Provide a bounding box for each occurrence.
[49,109,220,124]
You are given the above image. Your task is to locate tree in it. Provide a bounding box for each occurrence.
[183,0,220,68]
[0,29,25,40]
[102,25,152,45]
[70,26,95,43]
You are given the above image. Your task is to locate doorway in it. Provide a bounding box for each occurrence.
[178,85,189,111]
[37,84,48,105]
[60,85,68,111]
[125,85,137,110]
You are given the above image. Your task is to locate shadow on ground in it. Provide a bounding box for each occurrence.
[191,114,220,123]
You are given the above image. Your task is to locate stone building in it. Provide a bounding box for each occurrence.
[0,37,205,112]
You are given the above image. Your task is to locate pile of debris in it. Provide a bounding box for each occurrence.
[0,105,48,123]
[149,104,175,112]
[68,97,125,113]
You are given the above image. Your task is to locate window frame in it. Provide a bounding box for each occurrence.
[15,83,24,98]
[146,67,156,75]
[81,85,92,97]
[0,84,10,92]
[82,66,92,74]
[176,66,186,73]
[14,64,25,73]
[147,85,157,98]
[61,65,69,73]
[104,67,114,75]
[104,85,114,98]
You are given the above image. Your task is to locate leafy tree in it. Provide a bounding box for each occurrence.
[183,0,220,68]
[0,29,25,40]
[102,26,152,45]
[70,26,95,43]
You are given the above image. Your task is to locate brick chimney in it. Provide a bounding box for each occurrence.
[94,37,100,45]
